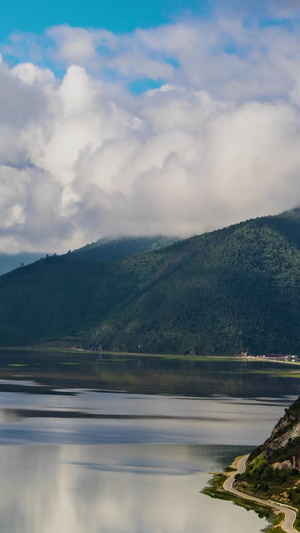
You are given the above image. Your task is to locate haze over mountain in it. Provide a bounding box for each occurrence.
[69,236,178,264]
[0,209,299,355]
[0,253,44,276]
[0,237,177,276]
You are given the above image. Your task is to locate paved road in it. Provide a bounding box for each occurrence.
[223,455,298,533]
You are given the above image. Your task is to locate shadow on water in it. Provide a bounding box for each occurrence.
[0,349,299,397]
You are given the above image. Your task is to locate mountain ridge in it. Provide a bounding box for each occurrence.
[0,211,300,354]
[68,235,178,263]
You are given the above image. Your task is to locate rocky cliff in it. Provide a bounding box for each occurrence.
[249,396,300,469]
[236,396,300,522]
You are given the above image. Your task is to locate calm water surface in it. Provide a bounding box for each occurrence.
[0,350,299,532]
[0,444,265,533]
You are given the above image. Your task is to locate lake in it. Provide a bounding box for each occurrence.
[0,349,299,532]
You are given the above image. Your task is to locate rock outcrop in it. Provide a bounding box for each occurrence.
[250,396,300,469]
[235,396,300,528]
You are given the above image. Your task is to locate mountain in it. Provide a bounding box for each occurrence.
[0,252,44,276]
[0,237,176,277]
[236,396,300,528]
[0,212,300,354]
[87,211,300,355]
[0,236,176,346]
[69,236,178,263]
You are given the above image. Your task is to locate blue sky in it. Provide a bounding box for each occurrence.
[1,0,210,39]
[2,0,298,42]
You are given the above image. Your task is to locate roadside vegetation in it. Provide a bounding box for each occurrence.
[203,472,283,532]
[236,457,300,531]
[237,456,299,497]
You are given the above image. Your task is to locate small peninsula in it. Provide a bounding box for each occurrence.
[204,396,300,532]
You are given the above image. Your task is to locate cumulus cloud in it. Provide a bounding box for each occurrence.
[1,11,300,253]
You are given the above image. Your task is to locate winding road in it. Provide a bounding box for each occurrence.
[223,455,298,533]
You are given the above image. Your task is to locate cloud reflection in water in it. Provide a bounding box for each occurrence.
[0,444,267,533]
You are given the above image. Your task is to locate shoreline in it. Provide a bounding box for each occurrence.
[0,346,299,366]
[204,454,299,533]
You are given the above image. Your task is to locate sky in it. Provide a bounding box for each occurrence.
[0,1,209,37]
[1,0,300,253]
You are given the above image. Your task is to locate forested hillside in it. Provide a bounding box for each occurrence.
[0,212,300,355]
[69,236,177,263]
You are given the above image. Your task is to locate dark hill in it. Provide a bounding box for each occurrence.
[69,236,177,263]
[0,252,44,276]
[0,212,300,354]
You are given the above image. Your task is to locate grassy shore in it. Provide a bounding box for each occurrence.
[203,460,290,533]
[0,346,241,361]
[1,345,300,361]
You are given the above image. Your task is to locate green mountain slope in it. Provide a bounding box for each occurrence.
[69,236,177,263]
[0,213,300,354]
[88,213,300,354]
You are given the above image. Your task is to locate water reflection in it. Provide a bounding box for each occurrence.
[0,349,299,397]
[0,444,267,533]
[0,391,293,445]
[0,351,297,532]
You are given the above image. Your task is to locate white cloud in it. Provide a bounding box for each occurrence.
[0,14,300,253]
[47,25,109,66]
[12,63,55,86]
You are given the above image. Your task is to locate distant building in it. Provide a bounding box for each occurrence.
[238,352,299,361]
[263,353,299,362]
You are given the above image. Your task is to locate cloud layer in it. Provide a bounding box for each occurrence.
[1,10,300,253]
